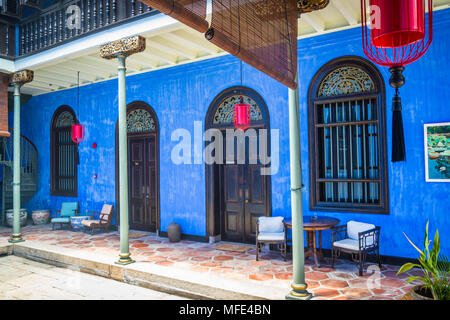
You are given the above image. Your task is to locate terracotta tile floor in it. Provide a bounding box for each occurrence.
[0,224,418,300]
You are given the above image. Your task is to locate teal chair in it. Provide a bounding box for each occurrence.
[51,202,79,230]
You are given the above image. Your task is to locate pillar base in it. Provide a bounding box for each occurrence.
[115,253,135,265]
[285,290,313,300]
[9,234,24,243]
[285,283,313,300]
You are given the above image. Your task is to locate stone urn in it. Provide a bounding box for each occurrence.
[5,209,28,227]
[32,210,50,225]
[167,222,181,242]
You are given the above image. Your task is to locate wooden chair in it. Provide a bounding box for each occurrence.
[51,202,79,230]
[256,216,287,261]
[331,220,382,276]
[81,204,114,235]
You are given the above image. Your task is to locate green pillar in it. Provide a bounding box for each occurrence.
[286,75,312,300]
[9,84,24,243]
[116,54,133,265]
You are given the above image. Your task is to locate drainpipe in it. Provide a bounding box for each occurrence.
[116,54,133,265]
[285,74,312,300]
[9,84,23,243]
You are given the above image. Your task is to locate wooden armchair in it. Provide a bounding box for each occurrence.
[51,202,79,230]
[256,216,287,261]
[81,204,114,235]
[331,221,382,276]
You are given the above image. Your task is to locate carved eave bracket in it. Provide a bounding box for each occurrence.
[100,36,146,60]
[9,70,34,87]
[297,0,330,15]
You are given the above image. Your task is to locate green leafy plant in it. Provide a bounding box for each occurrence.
[397,221,450,300]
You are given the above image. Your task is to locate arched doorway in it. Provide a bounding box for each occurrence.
[115,101,160,232]
[205,86,272,244]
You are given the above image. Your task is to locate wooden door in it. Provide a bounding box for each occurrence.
[221,131,269,243]
[128,136,157,231]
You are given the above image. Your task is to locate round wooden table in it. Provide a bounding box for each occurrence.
[284,216,340,267]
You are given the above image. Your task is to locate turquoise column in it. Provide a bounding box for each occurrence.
[116,54,133,265]
[286,75,311,300]
[9,84,24,243]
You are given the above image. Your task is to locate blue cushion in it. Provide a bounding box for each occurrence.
[60,202,78,217]
[258,216,284,233]
[51,217,70,223]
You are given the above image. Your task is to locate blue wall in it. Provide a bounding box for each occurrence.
[15,9,450,259]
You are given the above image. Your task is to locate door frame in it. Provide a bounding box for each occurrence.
[115,101,160,233]
[205,86,272,242]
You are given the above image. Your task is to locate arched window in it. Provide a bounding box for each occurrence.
[308,57,389,214]
[50,106,78,197]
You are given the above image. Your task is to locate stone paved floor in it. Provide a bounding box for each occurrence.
[0,255,187,300]
[0,224,420,300]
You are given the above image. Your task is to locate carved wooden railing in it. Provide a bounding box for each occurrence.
[0,21,16,59]
[0,0,156,58]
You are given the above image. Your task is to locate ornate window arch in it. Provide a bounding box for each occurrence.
[127,108,156,134]
[308,56,389,214]
[50,105,78,197]
[206,86,269,129]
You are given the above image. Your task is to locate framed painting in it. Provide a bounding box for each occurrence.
[424,122,450,182]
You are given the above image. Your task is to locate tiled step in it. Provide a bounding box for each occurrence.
[7,241,285,300]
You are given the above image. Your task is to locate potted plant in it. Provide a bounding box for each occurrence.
[397,221,449,300]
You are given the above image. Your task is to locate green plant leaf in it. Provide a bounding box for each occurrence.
[407,276,421,284]
[433,229,440,263]
[424,220,429,251]
[397,263,420,275]
[404,232,423,255]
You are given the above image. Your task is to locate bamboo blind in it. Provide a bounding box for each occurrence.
[0,73,9,138]
[138,0,209,33]
[207,0,298,89]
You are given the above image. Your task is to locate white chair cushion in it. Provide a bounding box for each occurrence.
[333,239,359,251]
[258,232,285,241]
[258,216,284,233]
[347,221,375,240]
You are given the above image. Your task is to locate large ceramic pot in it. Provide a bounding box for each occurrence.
[5,209,28,227]
[402,285,433,300]
[167,222,181,242]
[32,210,50,225]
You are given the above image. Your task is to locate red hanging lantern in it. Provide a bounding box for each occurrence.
[233,96,251,131]
[370,0,426,48]
[71,123,85,144]
[361,0,433,162]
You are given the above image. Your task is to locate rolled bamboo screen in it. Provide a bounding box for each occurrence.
[138,0,209,33]
[0,73,9,138]
[206,0,298,89]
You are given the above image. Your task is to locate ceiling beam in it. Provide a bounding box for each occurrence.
[302,13,326,33]
[58,60,114,79]
[127,55,159,69]
[37,69,90,84]
[141,47,178,66]
[164,31,220,55]
[146,38,198,60]
[34,74,74,87]
[332,0,358,25]
[44,65,101,82]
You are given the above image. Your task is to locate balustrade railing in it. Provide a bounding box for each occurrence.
[0,0,156,58]
[0,21,16,58]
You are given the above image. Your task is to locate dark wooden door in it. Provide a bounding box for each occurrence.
[221,131,269,243]
[128,135,157,231]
